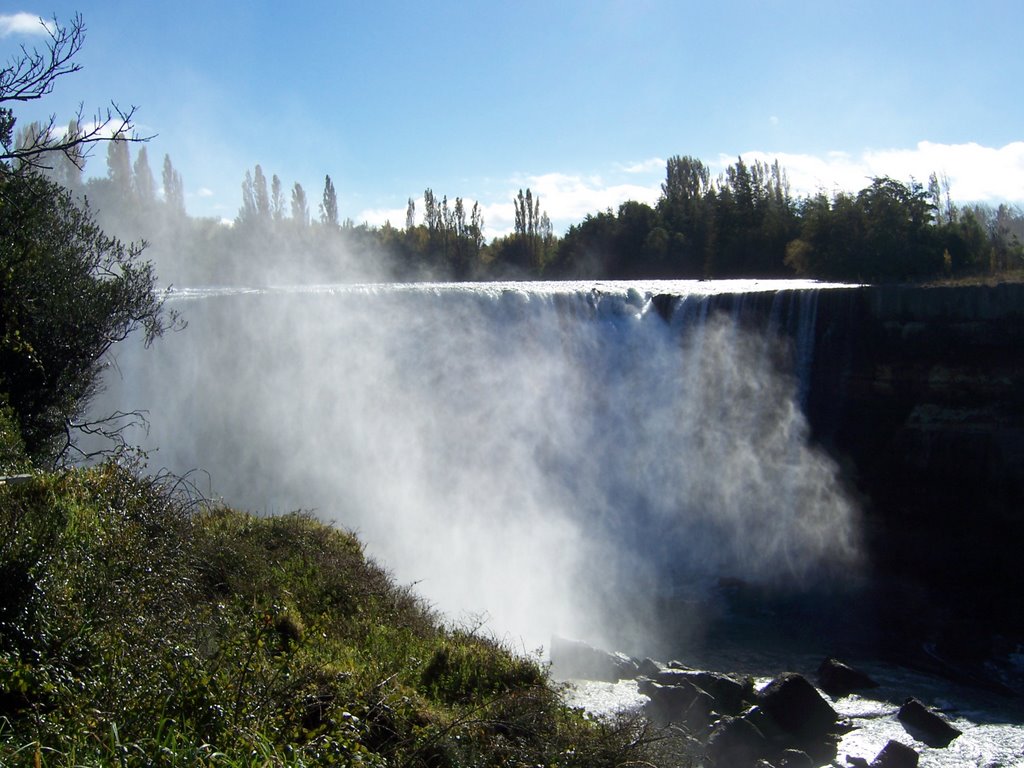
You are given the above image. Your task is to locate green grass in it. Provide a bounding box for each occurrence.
[0,464,661,767]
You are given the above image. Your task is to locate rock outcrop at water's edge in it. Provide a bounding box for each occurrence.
[551,640,958,768]
[896,697,962,748]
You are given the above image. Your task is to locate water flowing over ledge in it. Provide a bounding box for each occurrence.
[164,277,856,301]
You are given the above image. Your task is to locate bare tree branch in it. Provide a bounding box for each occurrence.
[0,13,153,175]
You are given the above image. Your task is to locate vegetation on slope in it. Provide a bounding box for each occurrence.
[0,461,658,767]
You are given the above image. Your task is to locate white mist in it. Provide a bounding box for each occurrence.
[92,280,862,656]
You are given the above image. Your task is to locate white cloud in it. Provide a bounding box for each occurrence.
[734,141,1024,203]
[0,12,53,37]
[197,187,214,198]
[355,205,408,229]
[616,157,665,174]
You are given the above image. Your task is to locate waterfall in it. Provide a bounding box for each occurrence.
[92,279,861,656]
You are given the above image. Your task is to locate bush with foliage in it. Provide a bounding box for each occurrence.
[0,465,660,767]
[0,172,172,464]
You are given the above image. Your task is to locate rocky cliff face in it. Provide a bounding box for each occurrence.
[807,283,1024,658]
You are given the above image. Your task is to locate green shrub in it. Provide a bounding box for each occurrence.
[0,171,174,465]
[0,397,28,474]
[0,465,659,767]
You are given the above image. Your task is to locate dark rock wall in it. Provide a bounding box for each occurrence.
[806,283,1024,654]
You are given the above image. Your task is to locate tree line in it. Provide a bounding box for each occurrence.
[32,139,1020,287]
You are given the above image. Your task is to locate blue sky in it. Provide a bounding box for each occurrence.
[2,1,1022,237]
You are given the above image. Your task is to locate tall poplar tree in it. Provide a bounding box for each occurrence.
[106,132,132,201]
[239,170,257,223]
[291,182,309,227]
[132,146,155,207]
[320,174,338,228]
[161,154,185,216]
[271,174,285,223]
[253,164,270,222]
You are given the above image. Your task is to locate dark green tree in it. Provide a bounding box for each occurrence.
[291,182,309,227]
[238,169,257,223]
[554,210,618,277]
[161,154,185,216]
[0,13,172,463]
[270,174,285,224]
[405,197,416,230]
[857,176,939,279]
[0,172,173,462]
[253,164,271,222]
[320,174,339,228]
[785,192,863,278]
[106,132,132,201]
[657,155,712,275]
[132,145,155,208]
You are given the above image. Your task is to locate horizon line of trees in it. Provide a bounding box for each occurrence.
[18,120,1024,285]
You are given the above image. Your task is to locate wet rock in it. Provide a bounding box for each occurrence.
[681,687,717,731]
[636,657,663,678]
[549,636,638,681]
[777,748,814,768]
[817,657,879,697]
[869,739,919,768]
[639,679,711,728]
[666,659,694,670]
[757,672,838,740]
[742,704,791,748]
[705,714,769,767]
[897,697,961,747]
[655,669,751,715]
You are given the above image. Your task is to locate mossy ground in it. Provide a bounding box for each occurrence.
[0,463,663,767]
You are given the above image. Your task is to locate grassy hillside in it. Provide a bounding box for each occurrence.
[0,463,656,767]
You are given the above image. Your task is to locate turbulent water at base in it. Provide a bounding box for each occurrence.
[90,279,1024,766]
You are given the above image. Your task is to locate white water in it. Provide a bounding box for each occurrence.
[93,279,862,655]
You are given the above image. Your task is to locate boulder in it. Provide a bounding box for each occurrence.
[705,714,769,767]
[869,739,919,768]
[742,704,791,747]
[636,657,663,678]
[897,697,961,747]
[743,703,841,766]
[655,669,750,715]
[817,657,879,697]
[757,673,838,741]
[549,636,638,681]
[639,679,709,727]
[777,748,814,768]
[682,687,718,731]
